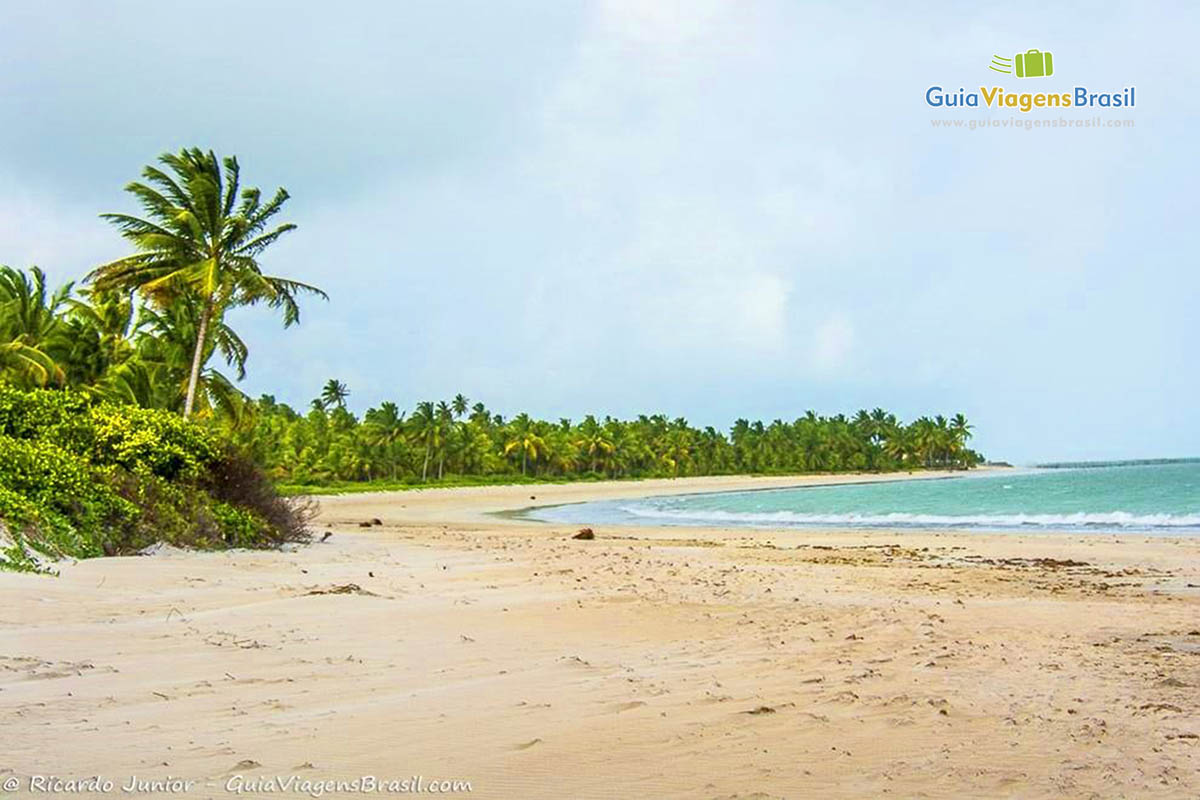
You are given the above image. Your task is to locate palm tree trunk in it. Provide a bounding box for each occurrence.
[183,300,213,418]
[422,445,430,481]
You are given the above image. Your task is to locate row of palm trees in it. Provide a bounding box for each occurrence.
[2,146,984,487]
[0,148,324,416]
[228,387,982,486]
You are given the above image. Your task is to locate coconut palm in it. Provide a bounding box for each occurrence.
[320,379,349,409]
[0,341,62,387]
[62,286,143,386]
[88,147,327,417]
[409,401,441,481]
[504,413,547,476]
[0,266,70,386]
[435,401,454,478]
[0,266,74,388]
[115,298,249,416]
[363,401,406,479]
[0,266,70,344]
[575,415,614,474]
[951,413,973,446]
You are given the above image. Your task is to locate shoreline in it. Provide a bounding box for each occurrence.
[4,468,1198,798]
[313,466,1198,539]
[313,467,1006,528]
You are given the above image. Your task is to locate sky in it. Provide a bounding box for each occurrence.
[1,1,1197,464]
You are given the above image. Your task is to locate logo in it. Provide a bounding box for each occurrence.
[925,47,1134,114]
[990,49,1054,78]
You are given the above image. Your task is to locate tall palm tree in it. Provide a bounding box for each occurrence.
[504,413,547,476]
[409,401,440,481]
[363,401,406,479]
[435,401,454,478]
[320,379,349,409]
[122,298,249,416]
[575,415,613,474]
[950,413,973,452]
[87,147,327,417]
[468,402,492,429]
[452,393,469,419]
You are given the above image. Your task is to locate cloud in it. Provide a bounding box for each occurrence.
[811,314,855,373]
[0,1,1197,462]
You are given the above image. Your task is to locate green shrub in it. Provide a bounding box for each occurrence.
[210,502,272,548]
[0,386,311,572]
[0,485,93,570]
[88,403,220,479]
[0,385,91,439]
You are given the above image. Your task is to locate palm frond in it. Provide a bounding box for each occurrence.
[234,223,297,257]
[221,156,241,217]
[140,166,193,211]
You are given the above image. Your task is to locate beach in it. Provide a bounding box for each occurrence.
[3,472,1198,798]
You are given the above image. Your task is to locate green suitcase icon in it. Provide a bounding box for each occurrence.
[1015,49,1053,78]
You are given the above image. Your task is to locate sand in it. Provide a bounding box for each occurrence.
[2,471,1198,798]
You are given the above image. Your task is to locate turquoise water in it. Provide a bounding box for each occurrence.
[528,460,1200,533]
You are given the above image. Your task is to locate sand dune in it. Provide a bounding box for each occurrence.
[2,473,1198,798]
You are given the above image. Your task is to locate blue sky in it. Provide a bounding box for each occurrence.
[2,1,1196,463]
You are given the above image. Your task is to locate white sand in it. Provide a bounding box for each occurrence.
[3,471,1198,798]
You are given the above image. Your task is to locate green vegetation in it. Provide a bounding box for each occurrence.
[87,148,326,417]
[0,147,322,571]
[0,386,311,572]
[0,148,324,417]
[0,144,983,568]
[236,393,982,492]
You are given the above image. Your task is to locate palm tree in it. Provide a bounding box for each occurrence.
[0,266,69,387]
[320,379,349,409]
[452,393,469,419]
[63,286,142,386]
[950,413,972,437]
[87,147,327,417]
[504,413,547,476]
[0,341,62,387]
[409,401,440,481]
[575,415,613,474]
[435,401,454,478]
[123,298,249,416]
[363,401,406,479]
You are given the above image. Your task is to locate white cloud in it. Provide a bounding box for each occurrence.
[811,314,855,373]
[1,1,1197,460]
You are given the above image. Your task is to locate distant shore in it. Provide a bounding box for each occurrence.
[313,467,1006,527]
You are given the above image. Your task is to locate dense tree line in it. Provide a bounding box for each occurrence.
[1,146,982,495]
[229,385,982,487]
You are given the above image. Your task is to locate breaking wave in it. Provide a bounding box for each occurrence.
[616,506,1200,531]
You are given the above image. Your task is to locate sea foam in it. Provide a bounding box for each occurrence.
[615,506,1200,531]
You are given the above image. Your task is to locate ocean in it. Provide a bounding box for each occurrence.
[526,460,1200,534]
